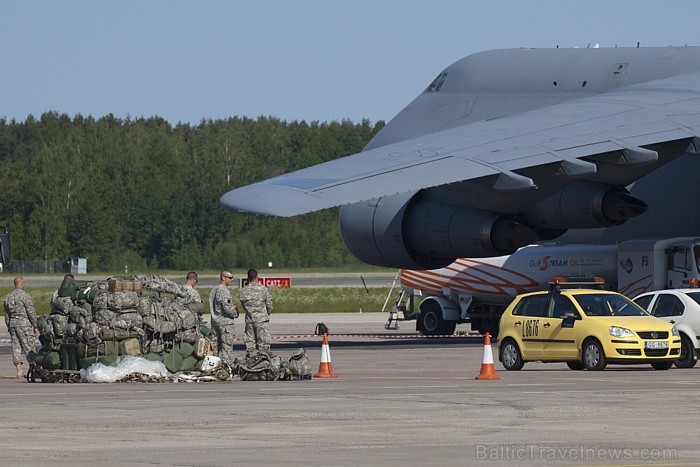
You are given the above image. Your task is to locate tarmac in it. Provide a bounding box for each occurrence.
[2,312,700,465]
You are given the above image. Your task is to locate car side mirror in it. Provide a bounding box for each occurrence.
[562,312,578,328]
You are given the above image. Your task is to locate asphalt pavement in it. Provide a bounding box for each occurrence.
[2,312,700,465]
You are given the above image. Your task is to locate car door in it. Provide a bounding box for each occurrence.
[542,294,580,359]
[649,293,685,324]
[679,291,700,338]
[511,295,549,359]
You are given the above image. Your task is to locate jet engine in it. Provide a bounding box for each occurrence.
[521,182,648,230]
[339,192,538,269]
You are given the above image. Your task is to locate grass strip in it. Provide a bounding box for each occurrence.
[0,286,395,315]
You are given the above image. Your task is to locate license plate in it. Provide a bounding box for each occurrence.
[645,341,669,349]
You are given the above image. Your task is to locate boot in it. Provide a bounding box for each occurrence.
[15,363,23,380]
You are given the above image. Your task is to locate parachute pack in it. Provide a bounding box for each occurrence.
[34,274,214,375]
[31,274,313,383]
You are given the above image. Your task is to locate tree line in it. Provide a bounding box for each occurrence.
[0,112,384,272]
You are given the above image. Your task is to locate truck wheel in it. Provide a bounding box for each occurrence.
[477,319,500,339]
[651,361,673,370]
[500,339,524,371]
[582,339,607,371]
[674,336,697,368]
[418,301,446,335]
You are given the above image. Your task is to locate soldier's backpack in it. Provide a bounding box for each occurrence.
[314,322,329,335]
[283,348,312,380]
[234,352,282,381]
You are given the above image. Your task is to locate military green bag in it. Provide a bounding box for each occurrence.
[41,351,62,369]
[180,355,198,371]
[187,302,204,315]
[69,304,93,327]
[143,316,177,334]
[101,328,141,341]
[170,301,197,330]
[107,291,140,310]
[284,348,312,379]
[119,338,142,356]
[145,352,163,362]
[199,325,212,339]
[173,342,195,358]
[234,352,282,381]
[162,350,183,373]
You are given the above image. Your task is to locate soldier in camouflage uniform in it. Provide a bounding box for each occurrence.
[209,269,238,364]
[3,276,38,379]
[180,271,204,330]
[180,271,202,305]
[240,269,273,356]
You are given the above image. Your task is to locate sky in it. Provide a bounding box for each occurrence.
[3,1,700,126]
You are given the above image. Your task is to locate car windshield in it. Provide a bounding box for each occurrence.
[573,294,648,317]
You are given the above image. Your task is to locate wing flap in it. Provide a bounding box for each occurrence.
[222,156,499,216]
[222,71,700,216]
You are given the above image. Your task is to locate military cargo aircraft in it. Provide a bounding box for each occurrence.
[220,46,700,269]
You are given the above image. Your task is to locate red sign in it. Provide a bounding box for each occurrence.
[239,276,291,288]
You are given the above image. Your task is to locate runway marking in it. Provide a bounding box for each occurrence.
[506,382,576,386]
[579,464,700,467]
[557,377,700,385]
[0,334,478,347]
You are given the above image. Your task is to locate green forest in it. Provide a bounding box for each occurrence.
[0,112,384,272]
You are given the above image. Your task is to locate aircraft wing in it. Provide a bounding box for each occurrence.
[220,71,700,217]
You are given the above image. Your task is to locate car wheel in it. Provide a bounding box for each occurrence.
[651,361,673,370]
[566,361,585,370]
[674,336,697,369]
[582,339,607,371]
[500,339,524,371]
[418,301,446,335]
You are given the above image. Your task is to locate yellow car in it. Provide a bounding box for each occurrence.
[498,288,681,371]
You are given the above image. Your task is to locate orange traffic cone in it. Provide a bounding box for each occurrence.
[475,332,501,380]
[314,333,339,378]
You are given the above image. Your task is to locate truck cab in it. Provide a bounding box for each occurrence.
[617,238,700,297]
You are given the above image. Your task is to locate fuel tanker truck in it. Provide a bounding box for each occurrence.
[390,237,700,336]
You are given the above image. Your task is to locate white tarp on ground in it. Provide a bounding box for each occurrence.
[80,356,169,383]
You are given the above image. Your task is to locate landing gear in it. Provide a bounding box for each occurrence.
[473,317,500,338]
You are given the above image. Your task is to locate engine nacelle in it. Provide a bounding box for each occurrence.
[521,182,648,230]
[339,193,538,269]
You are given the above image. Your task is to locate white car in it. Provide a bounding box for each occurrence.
[633,289,700,368]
